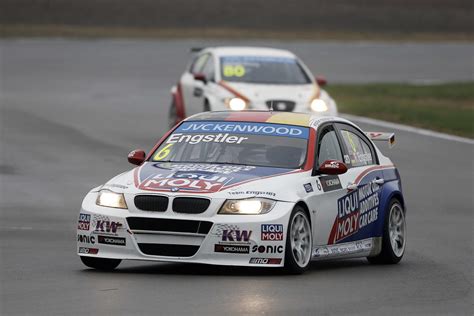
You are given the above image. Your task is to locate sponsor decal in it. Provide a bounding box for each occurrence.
[214,244,250,254]
[175,122,309,139]
[167,133,249,145]
[313,238,373,258]
[136,162,296,193]
[319,175,342,192]
[222,229,252,243]
[329,180,380,244]
[92,215,123,235]
[141,171,229,192]
[98,235,126,246]
[77,213,91,231]
[77,234,95,244]
[95,221,122,234]
[303,183,313,193]
[323,161,342,169]
[252,244,284,254]
[78,247,99,255]
[249,258,282,265]
[102,183,128,190]
[261,224,284,241]
[211,224,241,237]
[228,190,276,197]
[155,163,255,174]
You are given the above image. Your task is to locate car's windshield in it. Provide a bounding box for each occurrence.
[220,56,311,85]
[151,121,309,169]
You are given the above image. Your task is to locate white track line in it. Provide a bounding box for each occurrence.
[342,113,474,145]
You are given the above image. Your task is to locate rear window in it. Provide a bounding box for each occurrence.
[220,56,311,85]
[151,121,309,169]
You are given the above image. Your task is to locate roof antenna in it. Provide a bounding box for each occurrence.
[270,100,274,113]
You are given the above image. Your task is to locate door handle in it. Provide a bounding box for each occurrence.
[347,183,358,190]
[374,178,385,185]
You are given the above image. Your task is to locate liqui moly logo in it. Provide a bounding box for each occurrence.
[140,172,229,192]
[333,190,360,243]
[261,224,284,241]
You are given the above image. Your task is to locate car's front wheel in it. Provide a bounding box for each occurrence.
[284,206,312,274]
[367,199,406,264]
[168,99,178,129]
[80,256,121,270]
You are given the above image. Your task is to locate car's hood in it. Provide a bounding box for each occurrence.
[225,82,316,104]
[100,162,311,202]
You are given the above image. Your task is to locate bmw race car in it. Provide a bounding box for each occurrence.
[168,46,338,128]
[78,111,406,273]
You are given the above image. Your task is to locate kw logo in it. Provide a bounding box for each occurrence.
[222,230,252,242]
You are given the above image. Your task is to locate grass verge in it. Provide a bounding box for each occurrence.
[1,25,473,42]
[325,82,474,138]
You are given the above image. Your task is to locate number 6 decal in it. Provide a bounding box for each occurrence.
[315,179,322,191]
[154,143,173,160]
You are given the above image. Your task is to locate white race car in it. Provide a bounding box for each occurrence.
[168,46,338,127]
[77,111,406,274]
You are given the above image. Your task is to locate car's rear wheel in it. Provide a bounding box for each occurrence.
[284,206,312,274]
[80,256,121,270]
[367,199,406,264]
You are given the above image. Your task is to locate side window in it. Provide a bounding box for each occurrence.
[339,129,374,167]
[190,54,210,74]
[317,127,343,166]
[201,56,215,81]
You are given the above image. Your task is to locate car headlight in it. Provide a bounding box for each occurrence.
[224,97,247,111]
[96,190,127,209]
[310,99,328,112]
[219,198,276,215]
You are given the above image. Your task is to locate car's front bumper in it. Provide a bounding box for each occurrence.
[77,193,294,267]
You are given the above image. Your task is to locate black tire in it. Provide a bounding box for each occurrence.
[168,99,178,129]
[203,99,210,112]
[284,206,312,274]
[80,256,121,271]
[367,199,406,264]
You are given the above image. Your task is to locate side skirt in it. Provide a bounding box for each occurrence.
[311,237,382,261]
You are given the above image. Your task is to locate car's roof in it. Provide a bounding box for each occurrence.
[186,111,352,129]
[202,46,296,59]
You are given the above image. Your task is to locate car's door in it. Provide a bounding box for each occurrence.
[307,123,349,247]
[180,53,211,116]
[326,123,383,245]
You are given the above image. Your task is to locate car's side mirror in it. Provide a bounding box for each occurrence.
[315,76,327,86]
[318,159,347,175]
[128,149,146,166]
[194,73,207,84]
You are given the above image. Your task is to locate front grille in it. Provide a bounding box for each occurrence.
[265,100,296,112]
[134,195,169,212]
[137,243,199,257]
[127,217,213,234]
[173,197,210,214]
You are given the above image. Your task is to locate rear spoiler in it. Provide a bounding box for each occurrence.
[365,132,396,148]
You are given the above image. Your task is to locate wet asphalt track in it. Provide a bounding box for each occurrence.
[0,39,473,315]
